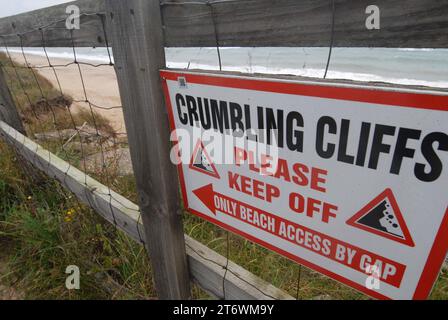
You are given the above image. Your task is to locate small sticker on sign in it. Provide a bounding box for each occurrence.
[178,77,187,89]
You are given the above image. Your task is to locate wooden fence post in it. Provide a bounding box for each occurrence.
[105,0,191,299]
[0,66,26,135]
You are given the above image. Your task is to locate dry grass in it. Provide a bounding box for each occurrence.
[1,53,114,138]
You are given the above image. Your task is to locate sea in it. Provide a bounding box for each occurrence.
[3,47,448,89]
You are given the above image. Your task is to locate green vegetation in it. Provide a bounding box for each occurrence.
[0,53,447,300]
[0,142,157,299]
[0,53,158,299]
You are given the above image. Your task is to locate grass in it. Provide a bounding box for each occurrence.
[0,52,447,300]
[0,142,156,299]
[0,52,158,299]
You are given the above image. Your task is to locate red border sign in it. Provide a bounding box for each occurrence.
[189,140,221,179]
[160,70,448,300]
[347,188,415,247]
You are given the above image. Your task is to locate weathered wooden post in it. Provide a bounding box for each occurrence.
[105,0,191,299]
[0,66,26,135]
[0,64,44,183]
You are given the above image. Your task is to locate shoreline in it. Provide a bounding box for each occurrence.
[6,47,448,89]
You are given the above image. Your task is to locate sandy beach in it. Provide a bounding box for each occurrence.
[9,53,126,133]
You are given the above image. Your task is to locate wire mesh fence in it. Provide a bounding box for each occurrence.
[0,5,320,300]
[0,0,390,301]
[2,0,445,301]
[0,12,153,298]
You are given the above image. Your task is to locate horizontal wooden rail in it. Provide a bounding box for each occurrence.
[0,120,293,300]
[161,0,448,48]
[0,0,447,48]
[0,0,106,48]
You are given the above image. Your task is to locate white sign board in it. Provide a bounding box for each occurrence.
[161,70,448,300]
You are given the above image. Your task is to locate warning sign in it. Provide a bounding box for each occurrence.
[161,70,448,300]
[190,140,220,179]
[347,189,414,247]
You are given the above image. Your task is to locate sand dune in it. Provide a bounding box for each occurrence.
[9,53,126,133]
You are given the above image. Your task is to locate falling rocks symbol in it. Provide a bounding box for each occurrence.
[347,188,415,247]
[189,140,220,179]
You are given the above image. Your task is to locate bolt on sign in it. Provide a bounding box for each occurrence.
[160,70,448,300]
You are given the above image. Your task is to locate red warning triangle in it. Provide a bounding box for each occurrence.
[189,140,220,179]
[346,188,415,247]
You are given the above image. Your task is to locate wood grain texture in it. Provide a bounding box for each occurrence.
[105,0,191,300]
[0,0,106,47]
[0,0,447,47]
[0,67,26,135]
[186,236,294,300]
[161,0,448,47]
[0,120,294,300]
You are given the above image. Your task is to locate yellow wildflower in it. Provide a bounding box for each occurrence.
[64,208,76,222]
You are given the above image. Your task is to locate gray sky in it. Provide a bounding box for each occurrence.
[0,0,73,18]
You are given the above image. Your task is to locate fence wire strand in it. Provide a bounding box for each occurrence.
[205,1,232,300]
[0,3,327,300]
[296,265,302,300]
[323,0,336,79]
[0,14,144,246]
